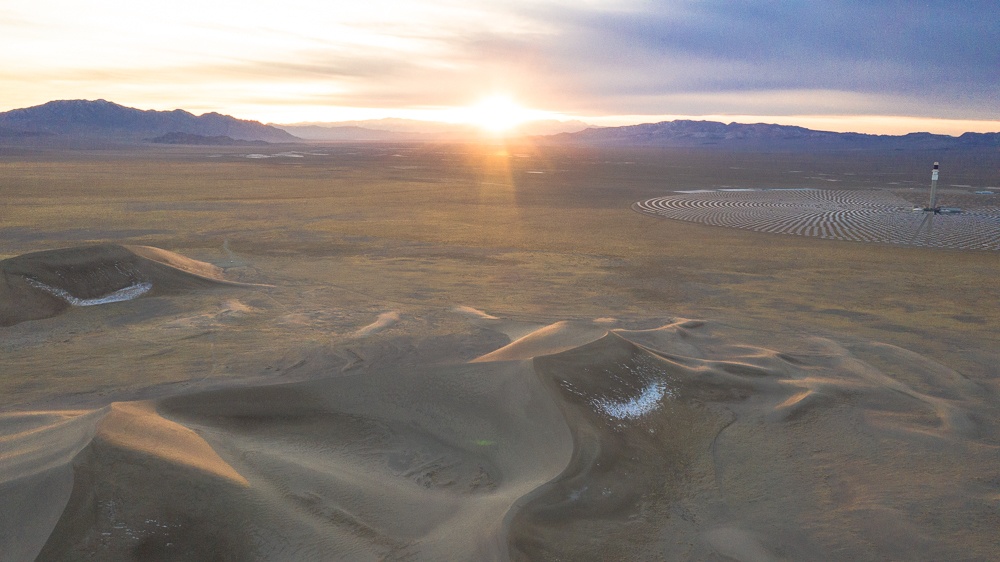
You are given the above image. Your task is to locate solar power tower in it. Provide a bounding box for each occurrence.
[912,161,964,241]
[926,162,940,212]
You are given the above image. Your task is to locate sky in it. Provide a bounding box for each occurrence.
[2,0,998,134]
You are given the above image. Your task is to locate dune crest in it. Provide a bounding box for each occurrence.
[353,311,401,337]
[0,409,107,562]
[0,400,247,561]
[0,244,236,326]
[97,402,248,486]
[0,409,104,485]
[453,305,543,341]
[471,320,609,362]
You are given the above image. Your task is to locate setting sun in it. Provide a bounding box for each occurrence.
[459,95,547,133]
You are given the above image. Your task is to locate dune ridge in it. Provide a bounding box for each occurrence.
[353,311,401,337]
[0,245,237,326]
[3,312,996,560]
[471,320,609,362]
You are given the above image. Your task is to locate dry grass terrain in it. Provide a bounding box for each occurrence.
[1,142,998,560]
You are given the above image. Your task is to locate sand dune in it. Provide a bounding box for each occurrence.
[353,311,401,337]
[508,322,999,559]
[471,320,609,362]
[3,310,997,560]
[0,409,105,562]
[0,245,238,326]
[452,306,543,341]
[11,347,573,560]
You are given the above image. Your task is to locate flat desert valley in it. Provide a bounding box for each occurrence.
[2,142,999,561]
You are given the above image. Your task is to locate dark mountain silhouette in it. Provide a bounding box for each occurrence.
[149,132,269,146]
[0,100,299,143]
[4,101,995,150]
[548,120,1000,150]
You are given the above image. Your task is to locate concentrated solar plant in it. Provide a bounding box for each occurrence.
[634,189,1000,251]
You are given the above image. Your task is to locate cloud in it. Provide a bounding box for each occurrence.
[490,0,1000,117]
[1,0,996,122]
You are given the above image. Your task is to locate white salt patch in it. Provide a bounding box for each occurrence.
[245,152,306,159]
[591,381,671,420]
[26,278,152,306]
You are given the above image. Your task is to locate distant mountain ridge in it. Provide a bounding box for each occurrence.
[277,124,407,142]
[2,100,997,149]
[276,118,593,141]
[0,100,298,143]
[550,120,1000,150]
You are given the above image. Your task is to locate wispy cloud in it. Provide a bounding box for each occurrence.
[493,0,1000,116]
[1,0,997,128]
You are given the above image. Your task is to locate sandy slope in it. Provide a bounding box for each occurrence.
[4,317,999,560]
[8,339,574,561]
[0,245,234,326]
[507,321,1000,560]
[1,246,998,561]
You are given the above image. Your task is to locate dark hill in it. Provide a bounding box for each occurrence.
[0,245,235,326]
[0,100,299,143]
[549,120,1000,150]
[149,132,269,146]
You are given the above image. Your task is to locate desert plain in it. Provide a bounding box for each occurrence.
[1,141,999,561]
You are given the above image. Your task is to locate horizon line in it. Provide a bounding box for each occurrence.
[3,98,1000,137]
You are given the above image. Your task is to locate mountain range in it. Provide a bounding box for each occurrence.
[1,100,998,150]
[0,99,298,143]
[277,118,593,141]
[549,120,1000,150]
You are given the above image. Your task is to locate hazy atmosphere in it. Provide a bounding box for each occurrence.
[2,0,999,133]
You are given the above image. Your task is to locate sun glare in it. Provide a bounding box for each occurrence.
[463,95,537,133]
